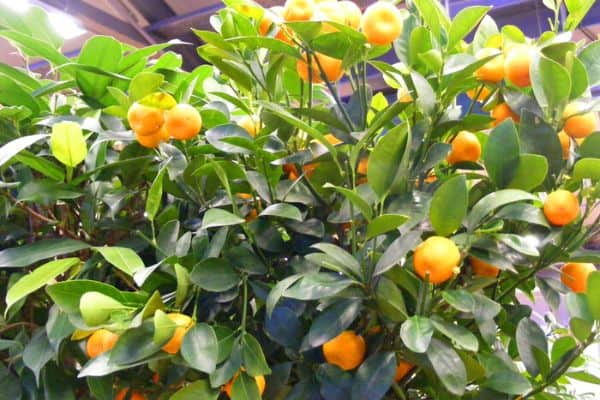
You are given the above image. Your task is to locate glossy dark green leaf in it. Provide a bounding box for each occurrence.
[323,183,373,222]
[17,180,82,204]
[350,351,396,400]
[579,132,600,158]
[507,154,548,191]
[430,175,468,236]
[0,238,89,268]
[367,125,409,199]
[374,230,422,276]
[284,273,354,301]
[301,299,361,350]
[518,110,563,180]
[572,158,600,182]
[431,317,478,352]
[400,316,434,353]
[365,214,409,241]
[23,329,54,384]
[94,246,145,276]
[516,318,547,377]
[232,372,261,400]
[170,380,220,400]
[190,258,240,292]
[483,120,520,188]
[242,333,271,376]
[586,271,600,320]
[0,133,48,168]
[181,323,218,374]
[495,203,550,227]
[146,163,168,222]
[202,209,245,229]
[579,40,600,87]
[309,243,362,280]
[109,321,164,365]
[426,339,467,396]
[447,6,490,50]
[375,276,408,322]
[483,370,531,395]
[465,189,538,231]
[260,203,302,221]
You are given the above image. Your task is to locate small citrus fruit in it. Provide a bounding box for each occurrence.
[297,52,344,83]
[258,12,275,36]
[323,330,366,371]
[135,130,163,149]
[162,313,194,354]
[223,372,266,398]
[283,163,299,180]
[246,209,258,222]
[164,104,202,141]
[561,263,596,293]
[491,103,520,127]
[395,361,414,382]
[86,329,119,358]
[357,157,368,175]
[127,103,165,136]
[474,48,504,83]
[470,257,500,278]
[447,131,481,164]
[466,86,492,102]
[238,115,261,137]
[115,389,146,400]
[360,2,403,46]
[413,236,461,284]
[543,190,579,227]
[504,45,532,87]
[340,1,362,29]
[558,130,570,159]
[562,102,598,139]
[283,0,315,21]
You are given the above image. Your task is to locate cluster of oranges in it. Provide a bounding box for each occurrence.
[127,102,202,148]
[257,0,404,84]
[323,330,413,383]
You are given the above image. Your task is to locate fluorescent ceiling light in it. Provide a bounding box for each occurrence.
[48,11,87,40]
[0,0,31,13]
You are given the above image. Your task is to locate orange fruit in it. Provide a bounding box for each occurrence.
[283,0,315,21]
[466,86,492,102]
[258,12,274,36]
[323,331,366,371]
[297,52,344,84]
[115,389,146,400]
[413,236,461,284]
[127,103,165,136]
[562,102,598,139]
[360,2,403,46]
[303,163,319,179]
[223,372,266,398]
[238,115,261,137]
[558,130,570,159]
[135,130,163,149]
[469,257,500,278]
[447,131,481,164]
[474,48,504,83]
[543,190,579,227]
[504,45,532,88]
[162,313,194,354]
[315,1,344,32]
[367,325,382,335]
[357,157,368,175]
[283,163,300,180]
[397,86,413,103]
[237,192,253,200]
[394,361,414,382]
[246,209,258,222]
[324,133,343,145]
[164,104,202,141]
[86,329,119,358]
[561,263,596,293]
[340,1,362,29]
[491,103,520,127]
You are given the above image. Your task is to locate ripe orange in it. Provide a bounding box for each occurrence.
[394,361,414,382]
[543,190,579,227]
[238,115,261,137]
[162,313,194,354]
[447,131,481,164]
[504,45,532,88]
[562,102,598,139]
[324,133,343,145]
[223,372,266,398]
[357,157,368,175]
[283,163,299,180]
[558,130,570,159]
[474,48,504,83]
[114,389,146,400]
[469,257,500,278]
[127,103,165,136]
[315,1,344,33]
[303,163,319,179]
[323,331,366,371]
[283,0,315,21]
[397,86,413,103]
[86,329,119,358]
[164,104,202,141]
[297,52,344,84]
[491,103,520,127]
[413,236,461,284]
[237,192,253,200]
[561,263,596,293]
[340,1,362,29]
[466,86,492,102]
[361,2,403,46]
[246,209,258,222]
[258,12,274,36]
[135,130,163,149]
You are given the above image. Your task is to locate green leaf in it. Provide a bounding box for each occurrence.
[368,125,410,198]
[309,243,362,280]
[572,158,600,181]
[17,180,82,204]
[50,121,87,167]
[5,258,79,313]
[579,132,600,158]
[426,338,467,396]
[374,230,422,276]
[76,36,122,100]
[365,214,409,241]
[0,133,48,169]
[447,6,490,50]
[497,234,540,256]
[182,323,219,374]
[0,69,41,113]
[266,275,302,317]
[431,317,478,352]
[465,189,538,231]
[145,163,168,221]
[13,151,65,181]
[507,154,548,191]
[579,40,600,87]
[519,110,563,180]
[375,277,408,322]
[484,120,520,188]
[301,299,361,351]
[351,352,397,400]
[412,0,450,39]
[190,258,240,292]
[109,321,164,365]
[0,238,89,268]
[564,0,595,30]
[567,371,600,385]
[323,183,373,221]
[242,333,272,376]
[260,203,302,221]
[531,54,571,115]
[202,209,245,229]
[174,263,191,309]
[400,316,434,353]
[79,291,130,326]
[0,30,70,67]
[516,318,548,377]
[570,317,593,343]
[128,72,164,101]
[138,91,177,109]
[152,309,177,345]
[94,246,145,276]
[484,370,532,395]
[226,36,300,58]
[586,271,600,320]
[283,273,354,300]
[232,372,261,400]
[170,380,219,400]
[23,330,54,384]
[495,203,550,228]
[430,175,468,236]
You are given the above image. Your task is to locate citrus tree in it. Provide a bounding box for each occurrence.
[1,0,600,398]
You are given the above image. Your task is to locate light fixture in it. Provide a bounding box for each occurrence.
[0,0,31,13]
[49,11,87,40]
